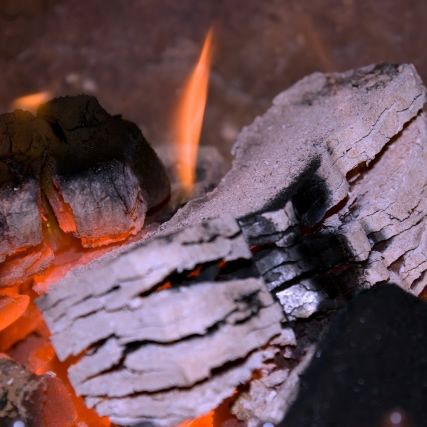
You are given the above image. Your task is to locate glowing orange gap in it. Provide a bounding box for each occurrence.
[11,91,51,113]
[173,27,214,196]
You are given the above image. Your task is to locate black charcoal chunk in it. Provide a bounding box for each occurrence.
[281,284,427,427]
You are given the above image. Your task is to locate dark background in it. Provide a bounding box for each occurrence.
[1,0,426,164]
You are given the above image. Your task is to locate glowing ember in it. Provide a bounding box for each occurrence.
[0,199,117,425]
[180,411,214,427]
[0,291,29,332]
[173,27,214,197]
[177,396,242,427]
[11,91,51,113]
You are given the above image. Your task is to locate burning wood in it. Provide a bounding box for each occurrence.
[1,63,427,426]
[38,216,286,425]
[0,95,170,286]
[39,95,170,246]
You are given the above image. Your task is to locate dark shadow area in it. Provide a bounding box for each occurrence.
[280,284,427,427]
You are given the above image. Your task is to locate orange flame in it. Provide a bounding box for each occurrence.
[12,91,51,113]
[173,28,214,196]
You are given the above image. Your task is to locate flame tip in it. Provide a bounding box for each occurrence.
[173,28,214,197]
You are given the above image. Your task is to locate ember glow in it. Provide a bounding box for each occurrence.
[173,27,214,196]
[180,411,214,427]
[11,91,51,113]
[0,205,115,425]
[0,291,29,332]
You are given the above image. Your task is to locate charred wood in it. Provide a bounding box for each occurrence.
[0,95,169,285]
[38,217,285,426]
[38,96,170,246]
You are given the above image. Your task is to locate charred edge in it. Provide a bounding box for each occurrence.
[249,169,363,303]
[156,258,259,290]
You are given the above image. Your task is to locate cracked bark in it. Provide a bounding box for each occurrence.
[38,217,286,426]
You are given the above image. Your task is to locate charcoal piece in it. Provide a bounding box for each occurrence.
[239,202,297,246]
[0,94,170,285]
[0,178,42,263]
[38,95,170,246]
[45,159,147,247]
[0,111,54,179]
[0,242,54,287]
[276,280,329,320]
[0,111,52,262]
[0,357,45,423]
[37,216,286,426]
[281,284,427,427]
[38,95,170,210]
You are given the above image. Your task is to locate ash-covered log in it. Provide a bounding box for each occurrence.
[231,65,427,424]
[38,216,286,426]
[165,64,425,230]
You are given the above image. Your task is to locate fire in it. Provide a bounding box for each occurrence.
[0,28,217,427]
[173,27,214,196]
[11,91,51,113]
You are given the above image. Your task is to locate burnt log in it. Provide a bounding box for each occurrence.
[230,67,427,424]
[38,217,286,426]
[165,64,425,230]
